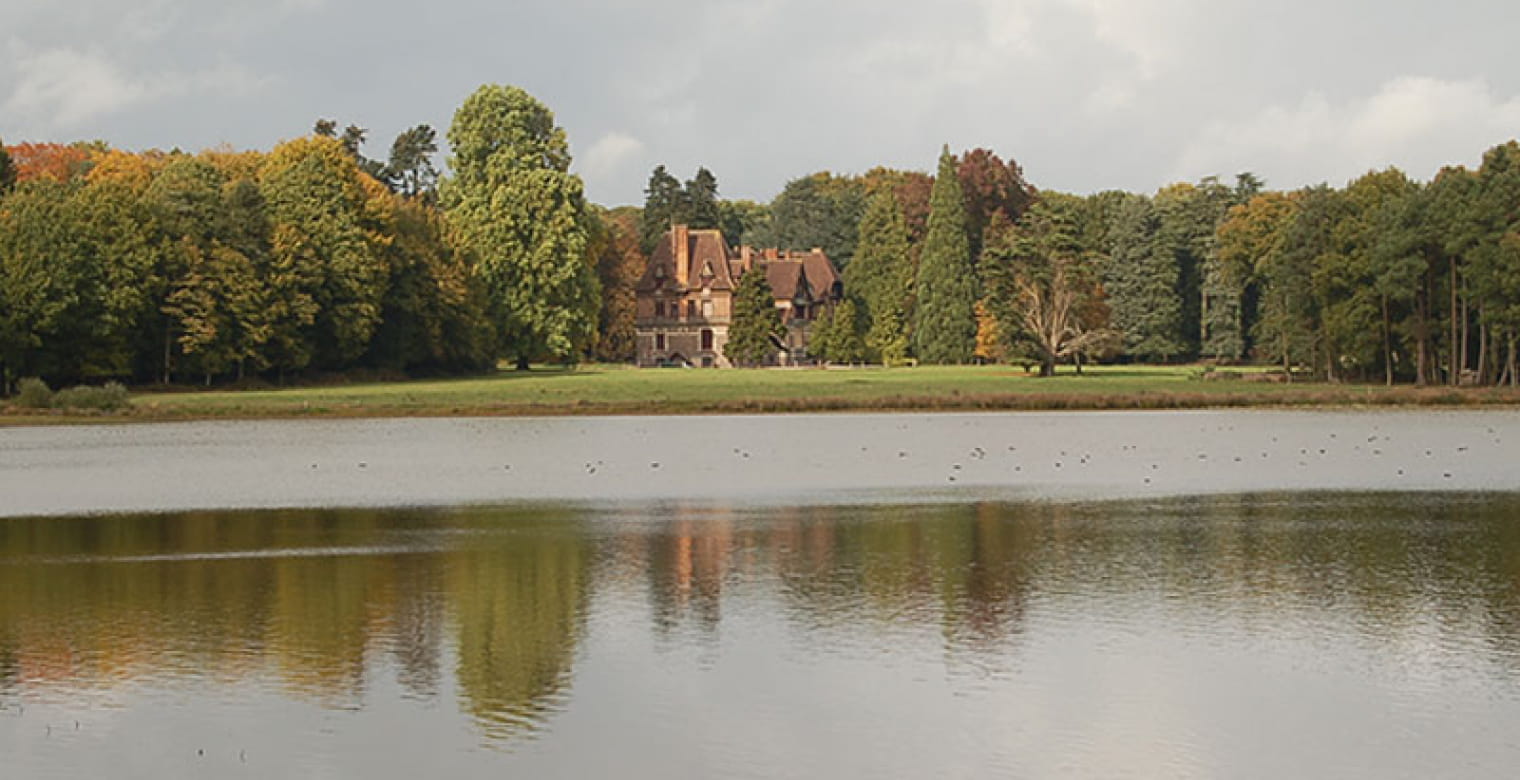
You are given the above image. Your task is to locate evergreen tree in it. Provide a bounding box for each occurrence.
[1104,195,1184,360]
[1254,186,1338,375]
[725,266,782,367]
[640,165,684,255]
[685,168,720,230]
[814,298,868,364]
[0,140,15,197]
[443,84,598,369]
[846,188,913,362]
[760,173,866,269]
[386,125,440,200]
[913,147,977,364]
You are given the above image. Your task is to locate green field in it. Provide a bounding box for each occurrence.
[5,364,1514,424]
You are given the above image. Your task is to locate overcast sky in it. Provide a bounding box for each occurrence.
[5,0,1519,205]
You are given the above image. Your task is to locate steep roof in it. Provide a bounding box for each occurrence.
[634,226,738,293]
[798,249,841,298]
[755,249,841,303]
[764,261,808,301]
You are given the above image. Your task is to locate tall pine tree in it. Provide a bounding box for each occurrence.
[640,165,683,255]
[913,147,977,364]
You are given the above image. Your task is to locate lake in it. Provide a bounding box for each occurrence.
[3,412,1520,778]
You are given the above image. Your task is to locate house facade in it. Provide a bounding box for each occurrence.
[634,225,842,367]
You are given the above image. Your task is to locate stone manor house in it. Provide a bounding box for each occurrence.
[634,225,842,368]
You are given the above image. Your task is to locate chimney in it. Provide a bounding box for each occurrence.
[672,225,690,287]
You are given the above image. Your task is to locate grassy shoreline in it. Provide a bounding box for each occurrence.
[5,365,1520,425]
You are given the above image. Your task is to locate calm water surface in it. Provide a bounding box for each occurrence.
[3,494,1520,778]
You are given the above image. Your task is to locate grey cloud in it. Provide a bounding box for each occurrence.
[3,0,1516,204]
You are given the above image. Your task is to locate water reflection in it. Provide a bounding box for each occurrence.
[2,494,1520,775]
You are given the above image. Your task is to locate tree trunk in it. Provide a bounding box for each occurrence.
[515,355,530,371]
[1461,294,1471,383]
[1382,295,1393,386]
[162,324,173,385]
[1040,354,1055,377]
[1414,289,1429,385]
[1508,334,1518,388]
[1449,261,1459,385]
[1478,318,1489,385]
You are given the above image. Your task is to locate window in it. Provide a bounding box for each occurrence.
[701,329,714,351]
[655,333,666,350]
[687,300,697,318]
[702,300,713,317]
[655,301,665,318]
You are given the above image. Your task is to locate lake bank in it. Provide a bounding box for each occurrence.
[4,410,1518,517]
[5,363,1520,425]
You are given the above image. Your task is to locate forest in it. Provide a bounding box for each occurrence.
[3,82,1519,392]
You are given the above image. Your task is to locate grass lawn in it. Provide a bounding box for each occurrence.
[0,364,1501,423]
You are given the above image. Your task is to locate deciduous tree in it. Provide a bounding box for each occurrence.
[443,84,598,369]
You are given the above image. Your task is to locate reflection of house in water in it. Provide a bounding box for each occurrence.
[646,506,739,635]
[634,225,843,367]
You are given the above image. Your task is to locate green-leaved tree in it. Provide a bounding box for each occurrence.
[443,84,598,369]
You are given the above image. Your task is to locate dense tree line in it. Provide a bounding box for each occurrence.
[0,86,635,392]
[0,135,494,390]
[8,98,1520,388]
[796,141,1520,386]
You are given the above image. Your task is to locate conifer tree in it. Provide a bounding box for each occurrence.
[913,147,977,363]
[1104,194,1187,361]
[0,140,15,197]
[640,165,684,255]
[685,168,721,230]
[815,297,868,364]
[725,266,782,367]
[846,188,913,362]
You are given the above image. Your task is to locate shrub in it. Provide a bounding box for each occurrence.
[14,377,54,409]
[51,382,131,412]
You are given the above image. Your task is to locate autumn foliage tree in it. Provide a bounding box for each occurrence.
[589,207,644,362]
[983,200,1114,376]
